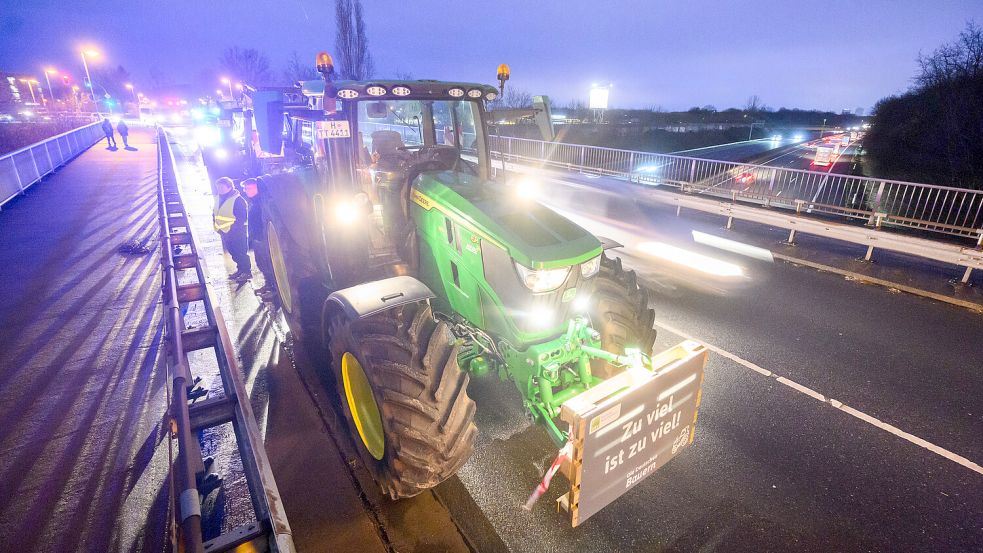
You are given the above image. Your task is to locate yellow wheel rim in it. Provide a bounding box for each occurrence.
[268,222,292,313]
[341,352,385,460]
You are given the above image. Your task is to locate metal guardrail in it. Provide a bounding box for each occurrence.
[0,121,103,208]
[157,128,294,553]
[489,135,983,242]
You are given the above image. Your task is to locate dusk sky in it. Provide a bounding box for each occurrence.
[2,0,981,111]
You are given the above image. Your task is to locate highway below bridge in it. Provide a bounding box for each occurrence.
[0,125,980,552]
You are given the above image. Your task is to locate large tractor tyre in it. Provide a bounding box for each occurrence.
[326,301,477,499]
[589,254,657,380]
[267,220,325,349]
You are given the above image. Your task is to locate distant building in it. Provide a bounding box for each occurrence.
[854,107,864,116]
[2,73,23,103]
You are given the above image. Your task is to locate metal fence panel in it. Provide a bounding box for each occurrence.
[0,121,101,208]
[490,136,983,240]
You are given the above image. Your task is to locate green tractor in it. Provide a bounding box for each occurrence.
[241,54,703,516]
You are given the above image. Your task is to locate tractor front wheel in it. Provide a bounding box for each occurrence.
[589,254,657,379]
[326,301,477,498]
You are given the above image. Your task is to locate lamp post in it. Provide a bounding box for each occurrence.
[19,79,38,104]
[221,77,233,99]
[125,83,137,101]
[43,69,57,109]
[80,49,98,104]
[820,118,826,139]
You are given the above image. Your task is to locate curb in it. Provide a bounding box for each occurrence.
[772,252,983,314]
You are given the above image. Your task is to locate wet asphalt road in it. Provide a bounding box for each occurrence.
[0,129,169,553]
[671,138,789,162]
[436,174,983,552]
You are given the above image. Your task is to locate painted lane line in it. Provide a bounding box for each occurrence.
[651,318,983,477]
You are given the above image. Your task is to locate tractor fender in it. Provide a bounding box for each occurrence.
[595,236,624,250]
[326,276,436,320]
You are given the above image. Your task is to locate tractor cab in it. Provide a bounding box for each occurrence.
[247,79,500,278]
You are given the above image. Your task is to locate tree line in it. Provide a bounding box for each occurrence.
[865,22,983,190]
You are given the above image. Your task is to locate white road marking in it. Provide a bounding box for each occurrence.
[652,318,983,477]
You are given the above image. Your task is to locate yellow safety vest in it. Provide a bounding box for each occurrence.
[213,193,239,233]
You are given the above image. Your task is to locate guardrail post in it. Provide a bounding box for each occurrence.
[867,181,886,226]
[976,230,983,249]
[860,245,874,261]
[43,144,54,175]
[961,266,973,284]
[11,156,24,193]
[28,149,41,187]
[688,159,697,184]
[628,152,635,182]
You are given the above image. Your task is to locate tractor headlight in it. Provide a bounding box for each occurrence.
[580,255,601,279]
[514,262,570,293]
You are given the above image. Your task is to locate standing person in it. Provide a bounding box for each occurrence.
[101,118,116,148]
[242,177,277,301]
[116,119,130,149]
[212,177,251,280]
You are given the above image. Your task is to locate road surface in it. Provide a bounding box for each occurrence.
[671,137,802,163]
[0,128,169,553]
[435,170,983,552]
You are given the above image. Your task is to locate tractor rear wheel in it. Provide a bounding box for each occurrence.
[326,301,477,498]
[590,254,657,379]
[267,220,326,353]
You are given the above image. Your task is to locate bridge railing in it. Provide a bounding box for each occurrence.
[489,135,983,242]
[0,121,103,209]
[157,129,294,553]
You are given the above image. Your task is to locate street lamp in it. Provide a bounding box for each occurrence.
[70,85,81,111]
[80,49,99,104]
[220,77,233,99]
[43,68,58,109]
[18,79,38,104]
[125,83,137,102]
[820,118,827,139]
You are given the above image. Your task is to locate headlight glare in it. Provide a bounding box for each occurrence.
[514,262,570,293]
[580,255,601,278]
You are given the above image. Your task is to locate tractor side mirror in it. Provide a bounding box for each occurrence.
[366,101,388,119]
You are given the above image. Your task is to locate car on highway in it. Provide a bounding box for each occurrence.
[735,170,755,187]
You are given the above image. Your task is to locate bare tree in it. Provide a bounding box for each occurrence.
[744,95,762,112]
[489,87,532,110]
[219,47,274,87]
[915,21,983,88]
[393,69,414,80]
[335,0,375,80]
[148,68,174,92]
[867,21,983,189]
[283,51,320,84]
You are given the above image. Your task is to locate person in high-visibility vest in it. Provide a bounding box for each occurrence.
[213,177,251,280]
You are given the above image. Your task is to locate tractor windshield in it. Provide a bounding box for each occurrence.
[355,99,485,174]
